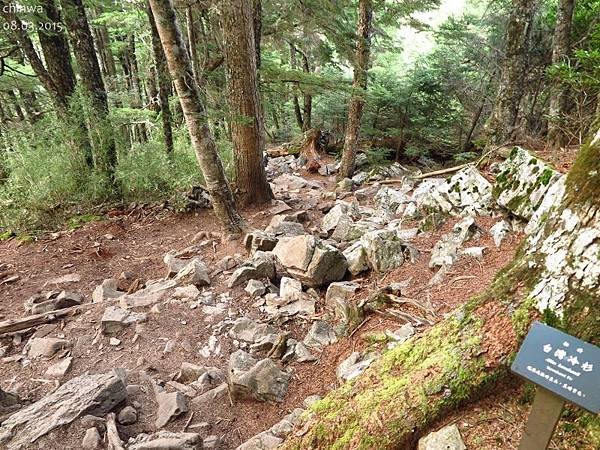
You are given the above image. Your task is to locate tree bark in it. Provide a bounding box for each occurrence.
[186,6,200,84]
[289,44,304,130]
[338,0,373,180]
[547,0,576,148]
[220,0,273,206]
[282,127,600,449]
[484,0,536,147]
[147,0,174,155]
[60,0,117,180]
[149,0,244,233]
[6,90,25,122]
[301,52,312,132]
[37,0,77,102]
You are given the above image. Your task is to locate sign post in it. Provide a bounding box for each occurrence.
[511,322,600,449]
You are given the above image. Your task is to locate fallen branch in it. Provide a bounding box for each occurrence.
[0,304,91,336]
[106,412,125,450]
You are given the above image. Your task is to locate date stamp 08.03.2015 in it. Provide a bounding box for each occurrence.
[2,3,65,33]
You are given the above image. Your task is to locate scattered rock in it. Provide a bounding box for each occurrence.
[361,229,405,272]
[27,337,70,358]
[245,279,266,297]
[127,431,202,450]
[174,258,210,287]
[81,427,102,449]
[228,251,277,288]
[343,242,369,275]
[229,351,290,402]
[117,405,138,425]
[119,279,177,308]
[203,434,221,449]
[228,317,277,344]
[418,424,466,450]
[25,291,82,315]
[336,352,375,382]
[273,235,347,287]
[44,357,73,379]
[490,219,512,247]
[336,177,353,192]
[92,279,124,302]
[101,306,147,334]
[244,231,278,255]
[303,321,337,348]
[265,215,305,237]
[0,371,126,449]
[279,277,303,302]
[155,391,188,428]
[325,282,363,331]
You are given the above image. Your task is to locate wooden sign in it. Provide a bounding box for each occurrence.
[511,321,600,449]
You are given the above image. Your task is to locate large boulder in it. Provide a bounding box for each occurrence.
[127,431,202,450]
[360,229,405,273]
[228,351,290,402]
[228,251,277,288]
[0,372,126,449]
[493,147,563,222]
[272,235,347,287]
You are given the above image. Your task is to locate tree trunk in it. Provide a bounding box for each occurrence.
[282,128,600,449]
[301,52,312,132]
[289,44,304,130]
[547,0,576,149]
[186,6,200,84]
[6,90,25,122]
[484,0,536,147]
[147,0,174,155]
[37,0,77,102]
[220,0,273,206]
[60,0,117,181]
[148,0,244,233]
[338,0,373,180]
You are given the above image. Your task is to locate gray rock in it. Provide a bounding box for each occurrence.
[118,405,138,425]
[101,306,147,334]
[303,395,322,408]
[361,229,405,272]
[236,431,283,450]
[244,231,278,255]
[273,235,347,287]
[336,352,375,382]
[155,391,188,428]
[190,383,227,406]
[119,279,177,308]
[229,352,290,402]
[386,323,415,348]
[321,203,352,234]
[325,282,362,330]
[265,215,305,237]
[203,435,221,449]
[228,252,276,288]
[0,372,126,449]
[164,251,187,277]
[81,427,101,449]
[172,285,201,300]
[417,424,466,450]
[44,357,73,379]
[343,242,369,275]
[127,431,202,450]
[27,337,70,358]
[228,317,277,344]
[279,277,303,302]
[174,258,210,287]
[490,219,512,247]
[25,291,82,315]
[459,246,486,259]
[177,362,207,384]
[493,147,562,221]
[336,177,353,192]
[245,279,266,297]
[92,278,124,302]
[374,187,411,215]
[294,342,317,362]
[303,321,337,348]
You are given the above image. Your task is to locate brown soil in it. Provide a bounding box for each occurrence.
[0,165,588,450]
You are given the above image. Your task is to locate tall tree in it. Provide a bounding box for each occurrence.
[339,0,373,179]
[547,0,576,148]
[220,0,273,206]
[147,1,174,155]
[148,0,244,232]
[484,0,537,147]
[60,0,117,180]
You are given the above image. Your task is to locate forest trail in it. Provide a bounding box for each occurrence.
[3,148,580,450]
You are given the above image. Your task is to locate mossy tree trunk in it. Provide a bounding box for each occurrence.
[283,130,600,449]
[484,0,536,147]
